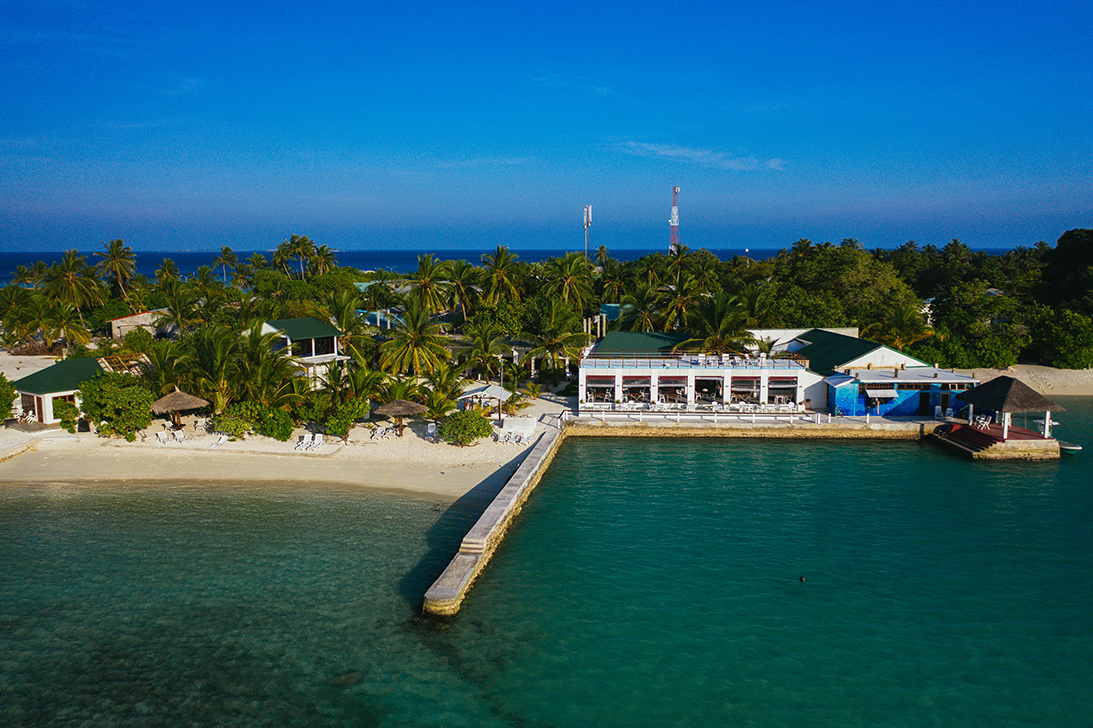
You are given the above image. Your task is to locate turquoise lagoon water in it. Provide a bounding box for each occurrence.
[2,400,1092,727]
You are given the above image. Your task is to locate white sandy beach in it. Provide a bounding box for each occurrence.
[0,354,569,504]
[1,350,1088,502]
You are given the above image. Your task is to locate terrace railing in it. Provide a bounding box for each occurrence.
[580,352,809,371]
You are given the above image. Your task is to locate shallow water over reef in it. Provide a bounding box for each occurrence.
[2,398,1091,726]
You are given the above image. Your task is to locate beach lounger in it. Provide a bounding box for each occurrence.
[295,433,313,450]
[425,422,437,440]
[172,429,189,444]
[155,431,171,444]
[211,434,228,449]
[307,435,323,451]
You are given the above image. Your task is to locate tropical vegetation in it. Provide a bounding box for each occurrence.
[2,228,1091,437]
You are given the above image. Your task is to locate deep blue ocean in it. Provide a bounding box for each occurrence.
[0,248,776,280]
[1,401,1090,726]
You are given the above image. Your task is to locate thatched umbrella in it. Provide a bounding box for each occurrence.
[374,399,427,437]
[152,387,210,429]
[959,376,1062,439]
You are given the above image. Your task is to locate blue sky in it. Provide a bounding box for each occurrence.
[2,1,1090,253]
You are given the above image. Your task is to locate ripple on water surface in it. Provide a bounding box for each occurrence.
[1,399,1091,727]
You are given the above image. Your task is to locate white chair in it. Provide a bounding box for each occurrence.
[295,433,313,451]
[934,406,943,419]
[172,429,189,444]
[425,422,438,440]
[155,431,171,444]
[944,408,954,419]
[211,434,228,449]
[307,435,323,451]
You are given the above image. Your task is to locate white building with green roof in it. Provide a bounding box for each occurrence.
[261,317,349,387]
[13,358,104,425]
[578,331,829,413]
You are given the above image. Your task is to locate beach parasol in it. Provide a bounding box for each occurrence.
[151,387,210,429]
[374,399,427,437]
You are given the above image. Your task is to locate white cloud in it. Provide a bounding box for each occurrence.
[528,74,614,95]
[161,77,205,96]
[620,141,784,171]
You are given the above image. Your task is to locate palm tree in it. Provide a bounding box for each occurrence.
[281,234,316,279]
[95,239,137,301]
[377,376,423,404]
[545,252,594,310]
[595,245,612,268]
[185,326,240,413]
[346,363,386,403]
[379,299,450,376]
[739,283,772,327]
[156,258,180,287]
[864,303,935,350]
[156,279,199,332]
[44,250,102,317]
[212,246,238,286]
[660,274,701,331]
[462,320,508,380]
[619,283,661,332]
[327,289,375,360]
[446,259,479,324]
[144,341,187,395]
[481,246,522,305]
[407,254,450,313]
[310,245,337,276]
[674,292,754,355]
[522,299,590,370]
[49,301,92,348]
[233,326,305,409]
[424,360,470,401]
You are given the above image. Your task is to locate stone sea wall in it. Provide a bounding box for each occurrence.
[423,428,564,617]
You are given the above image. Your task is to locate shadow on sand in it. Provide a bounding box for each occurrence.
[398,449,533,611]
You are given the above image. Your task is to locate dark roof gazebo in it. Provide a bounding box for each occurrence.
[959,376,1062,439]
[152,388,210,429]
[374,399,427,437]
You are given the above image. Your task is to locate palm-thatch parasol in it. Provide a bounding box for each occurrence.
[152,387,210,429]
[959,376,1062,439]
[374,399,427,437]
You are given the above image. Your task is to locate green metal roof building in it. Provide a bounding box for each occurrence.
[13,358,104,425]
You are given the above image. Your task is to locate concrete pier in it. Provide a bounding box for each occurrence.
[423,428,564,616]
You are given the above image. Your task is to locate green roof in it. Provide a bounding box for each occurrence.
[14,358,104,395]
[793,329,883,376]
[265,317,342,341]
[590,331,687,356]
[794,328,931,375]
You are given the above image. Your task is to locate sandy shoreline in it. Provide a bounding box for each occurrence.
[0,351,1087,503]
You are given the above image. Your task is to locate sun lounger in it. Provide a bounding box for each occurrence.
[211,434,228,449]
[295,433,313,450]
[307,435,323,451]
[155,431,171,444]
[172,429,189,444]
[425,422,438,440]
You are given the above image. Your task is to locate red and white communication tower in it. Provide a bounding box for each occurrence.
[668,186,680,253]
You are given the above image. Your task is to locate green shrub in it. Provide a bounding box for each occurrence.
[79,373,155,440]
[54,400,79,434]
[438,409,493,447]
[0,373,15,419]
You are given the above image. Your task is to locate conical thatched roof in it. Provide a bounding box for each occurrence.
[151,388,210,414]
[960,376,1062,413]
[374,399,427,417]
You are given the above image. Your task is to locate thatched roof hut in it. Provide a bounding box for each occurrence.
[374,399,427,437]
[152,388,210,428]
[960,376,1062,413]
